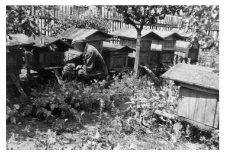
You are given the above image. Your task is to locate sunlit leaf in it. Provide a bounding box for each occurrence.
[50,104,55,111]
[75,102,80,108]
[11,117,16,124]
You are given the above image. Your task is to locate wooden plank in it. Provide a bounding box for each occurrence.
[213,101,219,128]
[154,110,177,120]
[10,74,27,97]
[187,89,197,120]
[180,83,219,95]
[44,66,63,70]
[193,92,200,122]
[177,87,189,118]
[204,96,217,127]
[194,92,207,124]
[52,68,63,85]
[142,66,160,84]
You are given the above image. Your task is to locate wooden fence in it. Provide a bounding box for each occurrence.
[29,5,219,39]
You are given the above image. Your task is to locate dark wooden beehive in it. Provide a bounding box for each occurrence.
[102,41,134,71]
[6,47,24,75]
[6,34,34,75]
[25,36,73,71]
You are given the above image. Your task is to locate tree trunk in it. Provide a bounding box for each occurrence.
[134,30,142,78]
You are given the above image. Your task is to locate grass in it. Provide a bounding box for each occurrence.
[6,107,213,150]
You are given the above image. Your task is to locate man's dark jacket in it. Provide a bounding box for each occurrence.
[66,43,108,75]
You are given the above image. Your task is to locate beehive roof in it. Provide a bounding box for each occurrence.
[161,63,219,91]
[6,34,34,47]
[59,28,112,41]
[31,36,74,48]
[103,41,134,52]
[110,28,183,40]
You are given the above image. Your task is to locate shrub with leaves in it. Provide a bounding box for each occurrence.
[6,104,20,124]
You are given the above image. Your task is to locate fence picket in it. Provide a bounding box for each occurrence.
[27,5,218,38]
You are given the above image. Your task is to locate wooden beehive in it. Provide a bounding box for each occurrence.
[111,29,161,71]
[175,40,200,63]
[161,63,219,129]
[25,36,73,71]
[59,28,112,56]
[110,28,183,73]
[102,41,134,71]
[153,31,183,68]
[6,46,24,75]
[6,34,34,75]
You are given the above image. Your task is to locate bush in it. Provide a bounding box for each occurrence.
[7,72,220,149]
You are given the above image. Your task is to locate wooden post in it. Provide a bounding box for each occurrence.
[142,66,160,84]
[173,54,177,65]
[27,68,31,79]
[187,58,191,64]
[134,30,142,78]
[154,110,177,120]
[10,73,27,97]
[52,68,64,85]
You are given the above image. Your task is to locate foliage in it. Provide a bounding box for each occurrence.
[181,5,219,49]
[51,14,110,37]
[6,95,31,124]
[6,104,20,124]
[6,73,219,150]
[6,5,110,38]
[6,5,55,37]
[199,130,219,149]
[115,5,184,28]
[198,49,219,69]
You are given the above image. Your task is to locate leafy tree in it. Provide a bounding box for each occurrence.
[181,5,219,50]
[51,12,110,37]
[113,6,184,78]
[6,5,110,38]
[6,5,56,37]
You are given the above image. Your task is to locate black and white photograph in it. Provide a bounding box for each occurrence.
[5,3,220,150]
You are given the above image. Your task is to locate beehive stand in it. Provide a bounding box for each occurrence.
[9,73,27,97]
[44,67,64,85]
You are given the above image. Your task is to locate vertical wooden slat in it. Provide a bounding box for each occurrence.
[102,6,104,18]
[31,6,34,15]
[213,101,219,128]
[112,21,114,32]
[178,87,189,117]
[46,19,48,36]
[119,21,121,30]
[194,92,206,124]
[44,18,47,36]
[203,96,217,127]
[192,90,199,121]
[40,10,43,35]
[187,90,197,120]
[64,6,66,16]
